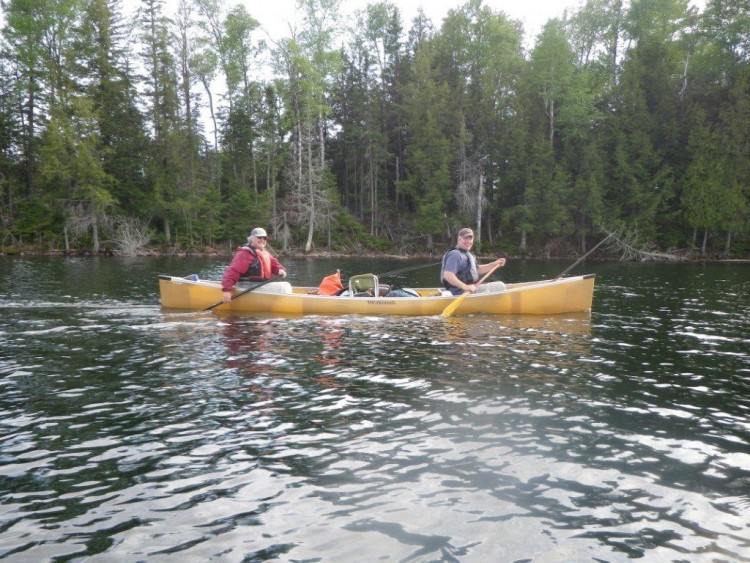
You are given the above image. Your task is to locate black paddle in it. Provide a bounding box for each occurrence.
[554,233,613,280]
[203,275,283,311]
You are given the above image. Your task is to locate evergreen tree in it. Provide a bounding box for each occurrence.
[435,0,525,246]
[2,0,63,202]
[331,2,403,237]
[138,0,182,243]
[78,0,149,218]
[397,42,454,249]
[276,0,343,252]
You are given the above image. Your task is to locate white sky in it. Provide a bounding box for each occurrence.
[115,0,584,46]
[116,0,707,50]
[118,0,706,138]
[233,0,706,47]
[249,0,581,45]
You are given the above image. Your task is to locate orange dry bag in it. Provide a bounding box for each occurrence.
[318,270,344,295]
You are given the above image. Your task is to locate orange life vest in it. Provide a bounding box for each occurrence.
[241,246,273,280]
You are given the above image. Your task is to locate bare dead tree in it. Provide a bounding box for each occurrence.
[282,160,337,252]
[111,217,154,256]
[64,202,112,253]
[603,226,684,262]
[454,155,488,243]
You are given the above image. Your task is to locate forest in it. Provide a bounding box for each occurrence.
[1,0,748,258]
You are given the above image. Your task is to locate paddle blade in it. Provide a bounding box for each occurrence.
[440,292,467,317]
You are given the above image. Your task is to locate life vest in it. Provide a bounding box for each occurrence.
[240,246,273,280]
[440,248,478,289]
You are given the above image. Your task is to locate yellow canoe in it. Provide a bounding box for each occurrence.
[158,274,596,316]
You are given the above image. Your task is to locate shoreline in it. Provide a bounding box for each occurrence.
[2,246,748,263]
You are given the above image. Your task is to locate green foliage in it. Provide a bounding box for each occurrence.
[324,208,392,251]
[12,198,64,245]
[414,186,445,239]
[223,188,271,243]
[397,42,454,220]
[1,0,748,257]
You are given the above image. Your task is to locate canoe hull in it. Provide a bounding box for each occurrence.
[158,274,596,316]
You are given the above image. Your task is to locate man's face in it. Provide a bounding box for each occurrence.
[458,234,473,250]
[251,235,268,248]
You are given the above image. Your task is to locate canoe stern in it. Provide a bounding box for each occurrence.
[159,276,224,310]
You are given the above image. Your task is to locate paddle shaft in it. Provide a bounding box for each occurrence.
[554,233,612,280]
[203,275,282,311]
[440,262,501,318]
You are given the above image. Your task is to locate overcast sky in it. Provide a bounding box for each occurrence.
[233,0,706,46]
[249,0,583,44]
[119,0,706,49]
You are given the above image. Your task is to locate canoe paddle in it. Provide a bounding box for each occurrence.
[203,275,283,311]
[440,263,501,318]
[553,232,613,280]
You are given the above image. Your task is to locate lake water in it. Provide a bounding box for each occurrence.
[1,256,749,561]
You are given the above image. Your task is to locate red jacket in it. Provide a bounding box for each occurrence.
[221,246,285,292]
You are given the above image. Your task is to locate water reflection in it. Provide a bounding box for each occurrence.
[1,258,750,560]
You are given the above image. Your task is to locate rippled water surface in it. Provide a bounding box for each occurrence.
[1,256,749,561]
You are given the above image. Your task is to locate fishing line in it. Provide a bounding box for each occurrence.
[377,261,440,279]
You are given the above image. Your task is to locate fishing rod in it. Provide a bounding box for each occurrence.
[554,233,613,280]
[376,261,441,279]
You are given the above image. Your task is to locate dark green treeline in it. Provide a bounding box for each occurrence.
[1,0,748,256]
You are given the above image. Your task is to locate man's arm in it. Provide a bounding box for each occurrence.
[270,256,287,277]
[477,257,506,275]
[443,271,476,293]
[221,251,250,292]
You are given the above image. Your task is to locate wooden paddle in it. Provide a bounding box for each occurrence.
[203,275,282,311]
[440,263,501,318]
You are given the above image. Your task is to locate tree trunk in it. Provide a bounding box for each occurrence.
[92,220,100,253]
[700,227,708,256]
[319,108,325,168]
[367,140,375,236]
[296,107,303,191]
[201,77,219,151]
[268,152,276,237]
[395,156,400,209]
[252,143,257,194]
[610,0,623,87]
[25,82,36,195]
[305,123,315,253]
[549,99,555,145]
[476,172,483,245]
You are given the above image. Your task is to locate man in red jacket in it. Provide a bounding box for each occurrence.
[221,228,287,303]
